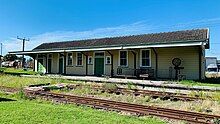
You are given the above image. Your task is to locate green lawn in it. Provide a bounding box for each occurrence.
[180,80,220,87]
[0,74,74,88]
[0,94,165,124]
[0,67,37,75]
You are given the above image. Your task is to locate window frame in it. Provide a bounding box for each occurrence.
[105,56,111,64]
[47,54,53,73]
[87,56,93,65]
[67,53,73,66]
[118,50,128,67]
[140,49,151,67]
[58,53,65,73]
[76,52,83,66]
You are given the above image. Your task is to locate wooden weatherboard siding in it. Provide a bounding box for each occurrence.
[156,46,201,80]
[36,46,204,80]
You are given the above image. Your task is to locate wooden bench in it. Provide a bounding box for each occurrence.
[116,68,136,79]
[136,68,154,79]
[116,67,154,79]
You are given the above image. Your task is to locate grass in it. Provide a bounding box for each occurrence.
[0,75,53,88]
[0,75,75,88]
[53,84,220,115]
[0,67,37,75]
[0,72,218,123]
[0,92,165,124]
[188,90,220,102]
[179,80,220,87]
[0,74,86,88]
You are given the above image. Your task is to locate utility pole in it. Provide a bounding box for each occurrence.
[1,43,2,56]
[0,43,2,67]
[17,36,29,68]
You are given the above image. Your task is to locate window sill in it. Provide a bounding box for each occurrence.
[140,66,151,68]
[75,65,83,67]
[118,65,128,68]
[66,65,74,67]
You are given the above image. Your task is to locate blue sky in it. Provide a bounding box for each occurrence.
[0,0,220,58]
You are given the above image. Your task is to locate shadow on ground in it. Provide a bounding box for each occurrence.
[200,77,220,84]
[0,97,16,102]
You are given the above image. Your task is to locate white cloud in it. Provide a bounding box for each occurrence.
[3,21,153,54]
[3,17,220,55]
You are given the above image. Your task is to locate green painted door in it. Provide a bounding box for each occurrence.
[59,58,63,74]
[48,59,52,73]
[94,58,104,76]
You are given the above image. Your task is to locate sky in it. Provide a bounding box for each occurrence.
[0,0,220,58]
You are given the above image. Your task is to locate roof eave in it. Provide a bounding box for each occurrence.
[9,40,206,55]
[32,39,208,51]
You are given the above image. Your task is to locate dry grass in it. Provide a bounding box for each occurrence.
[53,85,220,116]
[0,92,165,124]
[0,75,78,88]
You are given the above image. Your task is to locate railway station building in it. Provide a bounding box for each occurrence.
[10,29,209,80]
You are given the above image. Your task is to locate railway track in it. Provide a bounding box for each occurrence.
[25,90,220,124]
[0,84,203,101]
[21,75,220,92]
[66,84,205,101]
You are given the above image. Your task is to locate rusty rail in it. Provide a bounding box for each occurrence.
[0,84,207,101]
[67,84,205,101]
[25,90,220,124]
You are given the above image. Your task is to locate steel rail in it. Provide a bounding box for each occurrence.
[25,90,220,124]
[67,84,205,101]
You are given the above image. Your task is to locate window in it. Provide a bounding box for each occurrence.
[76,53,83,66]
[119,51,127,66]
[67,53,73,65]
[106,56,111,64]
[141,50,151,67]
[88,56,92,64]
[59,53,64,58]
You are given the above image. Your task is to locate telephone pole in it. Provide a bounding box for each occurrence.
[0,43,2,56]
[0,43,2,67]
[17,36,29,68]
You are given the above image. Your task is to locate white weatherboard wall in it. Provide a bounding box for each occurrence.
[43,46,203,80]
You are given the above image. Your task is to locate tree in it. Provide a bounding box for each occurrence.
[3,54,18,61]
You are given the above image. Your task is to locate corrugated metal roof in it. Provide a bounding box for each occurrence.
[33,28,208,51]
